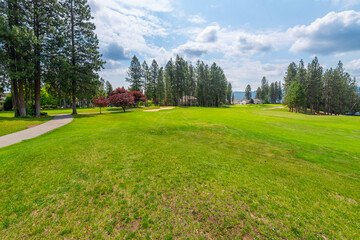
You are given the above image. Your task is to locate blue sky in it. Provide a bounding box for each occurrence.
[89,0,360,90]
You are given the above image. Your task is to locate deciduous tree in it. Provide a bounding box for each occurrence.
[93,95,108,114]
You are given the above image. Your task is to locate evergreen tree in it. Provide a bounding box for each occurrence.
[284,62,297,93]
[284,82,306,113]
[164,59,174,106]
[269,82,276,103]
[245,84,252,100]
[126,55,142,91]
[157,67,165,106]
[174,55,186,106]
[62,0,104,114]
[274,82,279,103]
[149,59,159,103]
[260,76,269,103]
[277,81,282,102]
[306,57,322,114]
[226,82,232,104]
[141,60,150,106]
[1,0,34,116]
[105,81,113,97]
[187,63,196,106]
[255,87,262,100]
[25,0,59,116]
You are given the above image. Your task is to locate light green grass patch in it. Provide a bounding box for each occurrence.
[0,111,52,136]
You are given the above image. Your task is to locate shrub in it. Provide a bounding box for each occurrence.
[4,95,13,111]
[129,91,146,106]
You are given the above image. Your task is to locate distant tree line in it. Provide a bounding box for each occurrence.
[0,0,104,116]
[283,57,360,114]
[244,78,282,103]
[126,55,232,107]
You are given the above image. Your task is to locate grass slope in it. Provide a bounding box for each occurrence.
[0,105,359,239]
[0,112,52,137]
[0,107,139,136]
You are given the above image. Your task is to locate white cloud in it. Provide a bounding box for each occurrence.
[88,0,175,87]
[188,15,206,24]
[196,25,219,42]
[289,11,360,54]
[114,0,174,12]
[237,33,273,54]
[345,59,360,79]
[175,24,279,59]
[320,0,360,8]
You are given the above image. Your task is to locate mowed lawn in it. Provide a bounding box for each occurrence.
[0,112,52,137]
[0,107,136,137]
[0,105,359,239]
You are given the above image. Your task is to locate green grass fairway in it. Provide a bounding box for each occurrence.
[0,112,52,137]
[0,105,359,239]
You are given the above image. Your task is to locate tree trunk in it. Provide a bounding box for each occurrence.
[25,81,28,108]
[63,95,67,109]
[18,83,27,116]
[11,84,19,116]
[72,95,77,114]
[34,74,41,117]
[70,0,77,116]
[34,2,41,117]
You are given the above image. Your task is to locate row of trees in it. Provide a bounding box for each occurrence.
[283,57,360,114]
[0,0,104,116]
[126,55,231,107]
[244,78,282,103]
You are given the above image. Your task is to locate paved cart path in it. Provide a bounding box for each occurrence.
[0,114,73,148]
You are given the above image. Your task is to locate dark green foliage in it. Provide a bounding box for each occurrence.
[126,56,142,91]
[4,94,12,110]
[156,67,165,106]
[1,0,104,116]
[105,81,113,97]
[260,77,269,103]
[255,87,261,99]
[284,83,306,113]
[226,82,232,104]
[149,59,159,103]
[138,55,229,107]
[284,58,359,114]
[59,0,105,114]
[245,84,252,100]
[269,82,277,103]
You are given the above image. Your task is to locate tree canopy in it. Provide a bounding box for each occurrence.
[283,57,360,114]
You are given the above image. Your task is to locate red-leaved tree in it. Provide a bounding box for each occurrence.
[109,88,135,112]
[129,91,146,106]
[93,96,109,114]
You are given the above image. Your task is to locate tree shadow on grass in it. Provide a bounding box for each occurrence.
[108,110,135,115]
[72,114,97,119]
[0,116,52,122]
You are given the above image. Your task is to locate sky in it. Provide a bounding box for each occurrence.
[88,0,360,91]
